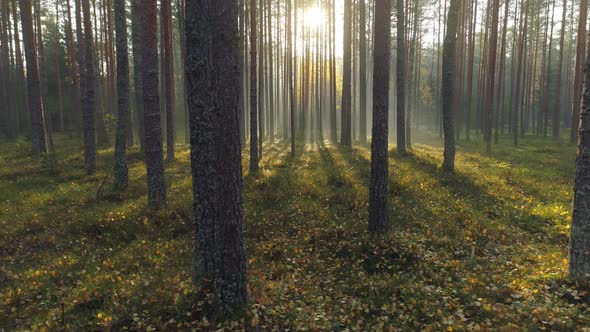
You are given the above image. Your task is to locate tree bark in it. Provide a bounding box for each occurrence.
[186,0,248,314]
[113,0,130,189]
[141,0,167,208]
[569,23,590,280]
[571,0,587,143]
[368,0,391,233]
[442,0,461,172]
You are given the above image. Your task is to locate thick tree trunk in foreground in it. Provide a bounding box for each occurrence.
[20,0,46,155]
[442,0,461,172]
[186,0,248,314]
[569,28,590,280]
[141,0,166,208]
[113,0,129,189]
[396,0,406,154]
[368,0,391,233]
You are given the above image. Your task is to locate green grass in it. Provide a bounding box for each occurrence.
[1,132,588,331]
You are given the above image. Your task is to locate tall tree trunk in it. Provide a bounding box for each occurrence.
[54,0,64,132]
[186,0,247,314]
[554,0,567,138]
[359,0,367,146]
[141,0,167,208]
[368,0,391,233]
[442,0,461,172]
[249,0,259,172]
[35,0,53,152]
[81,0,97,173]
[131,0,145,153]
[569,21,590,280]
[11,0,26,134]
[341,0,352,146]
[484,0,500,152]
[396,0,406,153]
[570,0,587,143]
[330,0,337,144]
[1,0,14,139]
[162,0,175,160]
[20,0,46,155]
[65,0,80,134]
[113,0,130,189]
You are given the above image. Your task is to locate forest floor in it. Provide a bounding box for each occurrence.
[1,133,589,331]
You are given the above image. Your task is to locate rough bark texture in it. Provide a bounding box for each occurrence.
[113,0,129,189]
[442,0,460,172]
[186,0,248,314]
[141,0,166,208]
[162,0,175,160]
[396,0,406,154]
[569,28,590,280]
[571,0,587,143]
[341,0,352,146]
[131,0,145,153]
[20,0,46,155]
[368,0,391,233]
[249,0,259,172]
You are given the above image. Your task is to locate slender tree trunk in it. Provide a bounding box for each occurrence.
[484,0,500,152]
[341,0,352,146]
[141,0,167,208]
[20,0,46,155]
[554,0,567,139]
[131,0,145,153]
[249,0,259,172]
[161,0,175,160]
[54,0,64,132]
[359,0,367,146]
[442,0,461,172]
[396,0,406,153]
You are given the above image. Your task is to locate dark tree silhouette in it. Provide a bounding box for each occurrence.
[368,0,391,233]
[113,0,130,189]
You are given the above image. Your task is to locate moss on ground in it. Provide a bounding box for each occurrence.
[1,133,588,331]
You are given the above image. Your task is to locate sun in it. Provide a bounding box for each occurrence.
[303,7,324,28]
